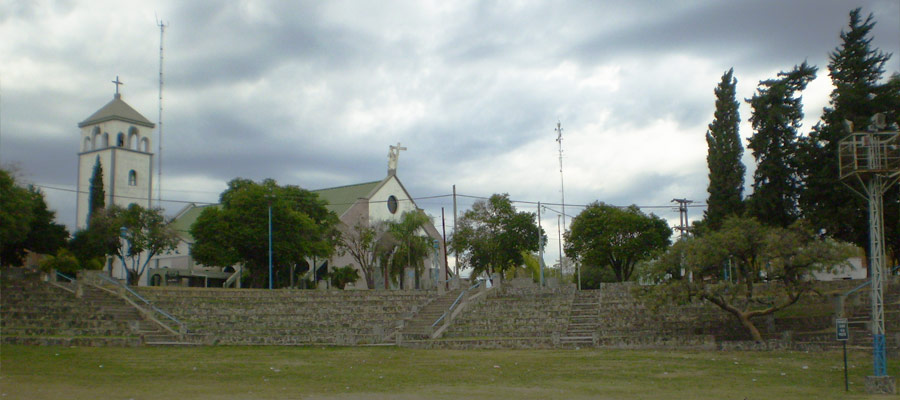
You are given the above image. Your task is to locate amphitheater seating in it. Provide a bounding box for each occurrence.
[134,287,435,345]
[1,272,173,346]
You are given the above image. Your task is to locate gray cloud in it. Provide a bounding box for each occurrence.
[1,0,898,241]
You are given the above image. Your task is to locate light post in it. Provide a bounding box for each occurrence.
[119,226,130,282]
[267,192,274,290]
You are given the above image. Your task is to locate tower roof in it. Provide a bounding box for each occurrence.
[78,94,156,128]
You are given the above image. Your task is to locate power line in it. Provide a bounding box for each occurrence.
[35,183,706,212]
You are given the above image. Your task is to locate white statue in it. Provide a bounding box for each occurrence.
[388,142,407,175]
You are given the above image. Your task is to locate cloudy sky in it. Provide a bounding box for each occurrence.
[2,0,899,264]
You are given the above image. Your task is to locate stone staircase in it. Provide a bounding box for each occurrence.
[560,290,601,346]
[439,286,574,347]
[1,271,184,346]
[400,289,462,339]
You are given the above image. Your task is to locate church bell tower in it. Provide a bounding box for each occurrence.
[76,80,155,229]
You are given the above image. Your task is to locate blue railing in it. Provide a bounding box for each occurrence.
[431,281,482,329]
[843,265,900,298]
[95,273,186,334]
[55,271,75,283]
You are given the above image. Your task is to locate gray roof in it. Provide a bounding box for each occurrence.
[78,94,156,128]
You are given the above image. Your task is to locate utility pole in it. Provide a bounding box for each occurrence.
[671,198,693,240]
[442,207,449,289]
[452,184,458,278]
[672,198,693,282]
[537,202,544,287]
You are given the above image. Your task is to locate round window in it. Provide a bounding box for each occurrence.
[387,195,398,214]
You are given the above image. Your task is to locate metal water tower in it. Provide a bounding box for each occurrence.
[838,113,899,383]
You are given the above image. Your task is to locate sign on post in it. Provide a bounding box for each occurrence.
[836,318,849,341]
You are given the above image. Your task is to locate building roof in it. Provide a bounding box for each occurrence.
[169,203,219,242]
[312,180,381,217]
[78,94,156,128]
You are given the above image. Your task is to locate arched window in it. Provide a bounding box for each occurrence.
[128,170,137,186]
[102,132,109,148]
[92,128,101,149]
[140,137,150,153]
[117,133,125,147]
[83,136,92,151]
[128,128,139,151]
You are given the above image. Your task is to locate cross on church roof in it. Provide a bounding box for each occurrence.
[112,76,123,96]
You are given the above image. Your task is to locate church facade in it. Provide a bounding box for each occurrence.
[74,87,446,289]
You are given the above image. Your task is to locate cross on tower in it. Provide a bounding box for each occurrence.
[112,76,124,95]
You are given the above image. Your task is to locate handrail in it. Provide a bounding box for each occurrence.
[431,281,482,328]
[55,271,75,283]
[842,265,900,298]
[95,273,186,334]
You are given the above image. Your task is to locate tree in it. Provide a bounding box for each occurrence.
[639,216,854,342]
[190,178,339,288]
[704,68,745,230]
[746,62,817,228]
[68,211,120,271]
[88,156,105,225]
[0,170,69,267]
[450,194,543,281]
[39,249,84,276]
[338,220,391,289]
[382,210,433,289]
[797,8,899,261]
[564,202,671,283]
[329,265,361,290]
[110,204,180,285]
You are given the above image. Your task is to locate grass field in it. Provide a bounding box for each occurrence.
[0,345,896,399]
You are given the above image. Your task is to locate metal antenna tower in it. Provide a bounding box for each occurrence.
[555,121,577,288]
[156,18,167,208]
[838,114,899,380]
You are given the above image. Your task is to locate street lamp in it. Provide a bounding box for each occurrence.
[266,191,275,290]
[119,226,130,281]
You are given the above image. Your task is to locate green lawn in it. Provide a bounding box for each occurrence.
[0,345,895,399]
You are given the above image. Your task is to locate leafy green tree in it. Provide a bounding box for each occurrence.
[111,204,180,285]
[190,178,339,288]
[797,8,899,261]
[502,251,542,282]
[39,248,84,276]
[68,211,120,271]
[746,62,817,227]
[382,210,434,289]
[704,68,745,230]
[639,216,854,342]
[0,170,68,267]
[564,202,671,283]
[450,194,544,281]
[329,265,361,290]
[338,220,392,289]
[88,156,105,225]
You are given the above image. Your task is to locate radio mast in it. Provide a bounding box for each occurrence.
[555,121,577,289]
[156,18,167,208]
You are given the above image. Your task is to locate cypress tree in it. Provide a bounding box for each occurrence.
[88,156,105,225]
[746,62,817,228]
[704,68,745,231]
[797,8,898,259]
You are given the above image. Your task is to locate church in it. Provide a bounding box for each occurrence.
[77,85,447,289]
